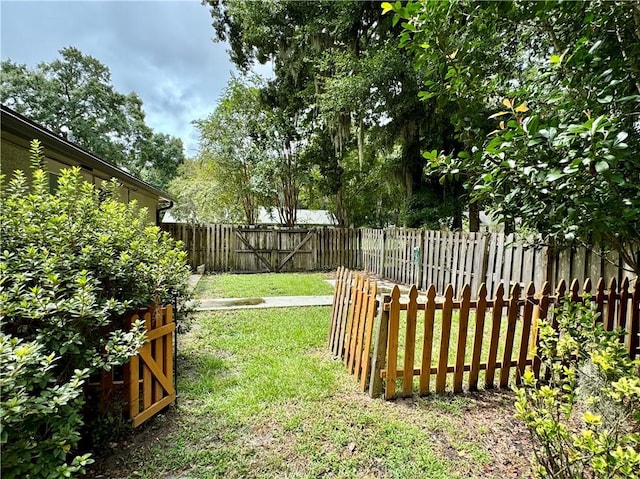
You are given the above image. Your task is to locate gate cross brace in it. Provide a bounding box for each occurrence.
[276,229,315,272]
[235,230,273,272]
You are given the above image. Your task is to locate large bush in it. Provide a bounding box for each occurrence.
[0,140,191,478]
[515,299,640,478]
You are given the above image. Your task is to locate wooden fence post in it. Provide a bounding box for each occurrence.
[369,294,390,398]
[630,279,639,360]
[380,229,387,279]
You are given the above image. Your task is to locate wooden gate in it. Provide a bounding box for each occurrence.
[124,305,176,427]
[233,227,315,272]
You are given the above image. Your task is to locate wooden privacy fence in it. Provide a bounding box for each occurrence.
[162,223,360,273]
[163,223,632,293]
[361,228,634,297]
[328,268,640,399]
[92,305,176,428]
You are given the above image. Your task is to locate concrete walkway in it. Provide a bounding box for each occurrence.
[188,274,333,311]
[194,295,334,311]
[188,274,427,312]
[188,274,202,291]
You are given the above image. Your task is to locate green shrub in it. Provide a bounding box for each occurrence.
[515,298,640,479]
[0,334,92,479]
[0,140,191,477]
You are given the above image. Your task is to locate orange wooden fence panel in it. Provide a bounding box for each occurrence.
[327,268,379,391]
[328,267,638,400]
[124,305,176,427]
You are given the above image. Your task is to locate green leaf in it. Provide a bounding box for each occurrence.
[403,21,417,32]
[549,54,562,64]
[594,161,609,173]
[546,170,565,182]
[418,91,436,101]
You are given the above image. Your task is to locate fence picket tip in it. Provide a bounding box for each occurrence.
[526,282,536,297]
[621,276,630,290]
[540,281,551,296]
[444,284,454,299]
[427,284,436,300]
[495,282,505,301]
[570,279,581,300]
[409,285,418,300]
[477,282,487,298]
[460,283,471,299]
[583,277,592,294]
[460,284,471,301]
[556,279,567,297]
[391,285,401,300]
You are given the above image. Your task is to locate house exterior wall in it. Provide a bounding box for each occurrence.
[1,130,159,224]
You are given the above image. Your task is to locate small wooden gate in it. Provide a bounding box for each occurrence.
[124,305,176,427]
[234,227,315,272]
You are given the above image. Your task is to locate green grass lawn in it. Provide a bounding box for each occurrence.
[92,307,532,479]
[193,272,335,299]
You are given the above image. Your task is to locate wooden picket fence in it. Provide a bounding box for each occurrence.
[125,305,176,427]
[91,305,176,427]
[360,228,634,298]
[328,268,640,399]
[329,267,379,391]
[164,224,631,297]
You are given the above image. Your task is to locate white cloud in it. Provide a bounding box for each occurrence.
[1,0,236,156]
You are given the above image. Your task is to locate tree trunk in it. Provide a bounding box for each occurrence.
[402,118,424,228]
[468,201,480,232]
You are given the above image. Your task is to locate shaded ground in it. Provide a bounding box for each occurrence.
[90,307,533,479]
[91,388,532,479]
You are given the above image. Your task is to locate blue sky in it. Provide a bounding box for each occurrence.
[1,0,272,156]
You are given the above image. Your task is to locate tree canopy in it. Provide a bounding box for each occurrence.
[203,0,464,228]
[389,0,640,274]
[1,47,185,189]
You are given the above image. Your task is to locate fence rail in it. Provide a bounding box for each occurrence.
[328,269,640,399]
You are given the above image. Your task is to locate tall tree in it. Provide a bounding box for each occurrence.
[392,0,640,273]
[1,47,185,187]
[256,75,312,226]
[191,76,267,224]
[204,0,462,228]
[139,133,186,190]
[168,155,241,224]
